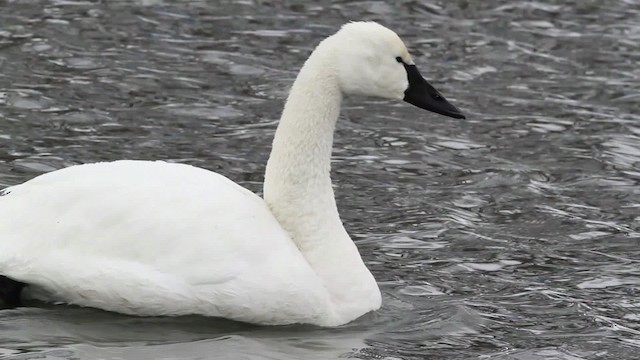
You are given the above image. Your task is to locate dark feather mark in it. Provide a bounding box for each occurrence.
[0,275,25,307]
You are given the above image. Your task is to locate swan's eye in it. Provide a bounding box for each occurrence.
[395,56,403,63]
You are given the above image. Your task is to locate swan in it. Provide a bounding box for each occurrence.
[0,21,464,326]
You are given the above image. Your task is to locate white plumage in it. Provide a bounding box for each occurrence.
[1,160,335,325]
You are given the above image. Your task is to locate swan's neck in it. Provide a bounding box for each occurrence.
[263,42,380,323]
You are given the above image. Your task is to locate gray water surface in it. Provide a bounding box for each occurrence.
[1,1,639,359]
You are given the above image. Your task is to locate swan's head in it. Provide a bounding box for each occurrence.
[330,22,465,119]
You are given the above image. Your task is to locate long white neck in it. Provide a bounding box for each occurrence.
[263,39,381,324]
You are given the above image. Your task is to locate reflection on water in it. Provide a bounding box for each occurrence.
[0,0,638,359]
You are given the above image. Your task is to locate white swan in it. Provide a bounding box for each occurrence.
[0,22,464,326]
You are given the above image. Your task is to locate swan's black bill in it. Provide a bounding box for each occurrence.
[402,64,465,119]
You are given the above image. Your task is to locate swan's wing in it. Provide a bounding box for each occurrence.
[0,160,329,324]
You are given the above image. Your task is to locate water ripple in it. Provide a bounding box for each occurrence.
[1,0,639,359]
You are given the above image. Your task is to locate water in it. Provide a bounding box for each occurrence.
[0,0,638,359]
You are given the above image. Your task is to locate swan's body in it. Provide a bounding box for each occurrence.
[0,161,358,325]
[0,22,464,326]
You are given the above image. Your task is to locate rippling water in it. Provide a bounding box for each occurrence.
[1,1,639,359]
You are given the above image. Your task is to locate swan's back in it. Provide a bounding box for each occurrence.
[2,161,264,260]
[0,160,333,325]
